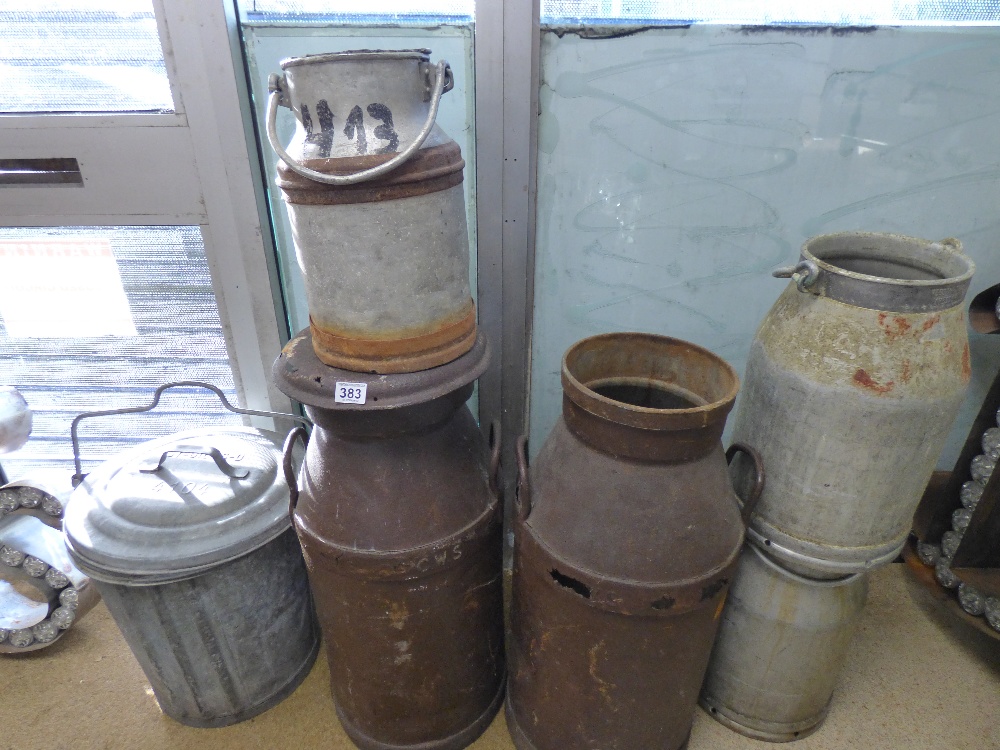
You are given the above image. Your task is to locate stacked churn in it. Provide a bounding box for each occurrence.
[701,232,975,741]
[507,333,750,750]
[268,49,505,750]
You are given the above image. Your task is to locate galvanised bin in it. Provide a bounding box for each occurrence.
[64,424,319,728]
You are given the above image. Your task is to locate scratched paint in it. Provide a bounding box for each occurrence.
[529,25,1000,465]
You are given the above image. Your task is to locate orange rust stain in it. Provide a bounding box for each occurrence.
[878,313,914,340]
[853,368,895,395]
[922,314,941,332]
[900,360,912,384]
[944,341,954,354]
[962,343,972,380]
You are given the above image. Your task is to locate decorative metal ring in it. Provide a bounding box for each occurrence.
[0,480,99,653]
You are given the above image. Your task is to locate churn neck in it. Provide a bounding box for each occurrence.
[798,232,975,313]
[560,333,740,463]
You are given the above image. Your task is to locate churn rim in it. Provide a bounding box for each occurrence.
[802,231,975,288]
[280,48,431,69]
[560,331,740,431]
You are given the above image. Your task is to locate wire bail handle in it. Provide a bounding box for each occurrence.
[266,59,452,186]
[70,381,310,486]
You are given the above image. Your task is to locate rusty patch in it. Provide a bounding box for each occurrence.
[945,341,954,354]
[900,360,912,384]
[852,368,894,395]
[276,141,466,205]
[962,343,972,380]
[922,314,942,332]
[878,312,913,340]
[310,302,476,374]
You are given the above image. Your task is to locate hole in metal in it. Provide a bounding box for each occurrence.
[550,569,590,598]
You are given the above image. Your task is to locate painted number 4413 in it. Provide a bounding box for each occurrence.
[335,382,367,405]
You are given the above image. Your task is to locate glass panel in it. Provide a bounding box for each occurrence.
[240,0,473,23]
[529,26,1000,468]
[0,226,241,481]
[541,1,1000,25]
[0,0,174,114]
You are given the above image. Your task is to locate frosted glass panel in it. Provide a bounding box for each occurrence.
[0,227,239,480]
[541,1,1000,24]
[530,26,1000,467]
[0,1,173,114]
[241,0,473,22]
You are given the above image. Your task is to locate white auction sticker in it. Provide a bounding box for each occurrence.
[335,382,367,404]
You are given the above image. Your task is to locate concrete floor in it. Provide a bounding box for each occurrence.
[2,563,998,750]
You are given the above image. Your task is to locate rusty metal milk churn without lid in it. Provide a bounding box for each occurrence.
[507,333,759,750]
[731,232,975,577]
[267,49,476,374]
[62,383,319,728]
[273,329,505,750]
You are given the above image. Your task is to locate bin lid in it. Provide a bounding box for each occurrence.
[63,427,292,584]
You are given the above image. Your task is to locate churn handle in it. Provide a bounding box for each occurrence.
[266,60,451,186]
[772,259,819,293]
[138,445,249,479]
[70,380,310,486]
[282,426,310,518]
[726,442,766,527]
[488,420,502,497]
[515,435,531,522]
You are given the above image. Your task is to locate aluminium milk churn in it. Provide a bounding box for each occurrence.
[507,333,757,750]
[700,541,869,742]
[730,232,974,577]
[274,329,504,750]
[62,382,318,727]
[267,49,475,374]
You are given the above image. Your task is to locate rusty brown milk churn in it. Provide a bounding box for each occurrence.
[507,332,758,750]
[273,329,504,750]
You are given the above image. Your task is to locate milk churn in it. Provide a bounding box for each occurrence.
[273,329,504,750]
[63,383,319,727]
[507,333,757,750]
[700,541,869,742]
[267,49,475,374]
[731,232,974,577]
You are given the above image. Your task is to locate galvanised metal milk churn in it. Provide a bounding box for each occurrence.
[507,333,756,750]
[273,329,504,750]
[700,541,869,741]
[267,49,475,374]
[731,232,974,576]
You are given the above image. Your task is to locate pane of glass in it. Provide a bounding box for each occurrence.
[0,227,241,482]
[0,0,174,114]
[541,0,1000,25]
[240,0,474,23]
[529,25,1000,467]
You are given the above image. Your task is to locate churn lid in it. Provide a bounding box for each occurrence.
[64,427,292,584]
